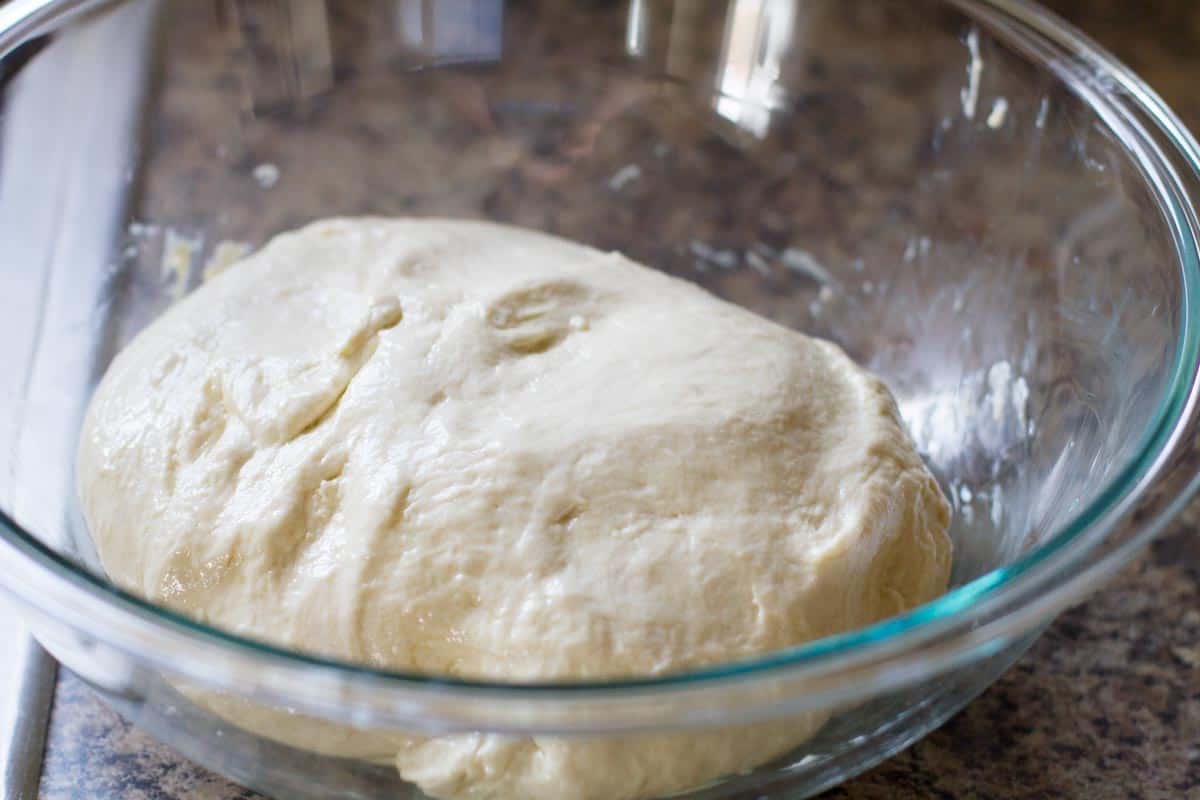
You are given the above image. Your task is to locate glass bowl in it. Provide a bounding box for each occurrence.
[2,0,1199,797]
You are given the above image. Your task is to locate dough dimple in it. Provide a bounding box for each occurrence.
[77,217,952,800]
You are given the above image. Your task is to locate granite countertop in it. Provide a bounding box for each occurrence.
[32,1,1200,798]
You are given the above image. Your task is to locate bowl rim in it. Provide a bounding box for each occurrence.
[1,0,1199,731]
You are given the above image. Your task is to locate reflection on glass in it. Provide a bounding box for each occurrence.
[231,0,334,112]
[715,0,796,137]
[626,0,647,57]
[392,0,504,63]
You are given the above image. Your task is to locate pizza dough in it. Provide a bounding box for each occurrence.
[77,218,952,799]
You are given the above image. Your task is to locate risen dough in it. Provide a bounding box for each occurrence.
[78,218,951,799]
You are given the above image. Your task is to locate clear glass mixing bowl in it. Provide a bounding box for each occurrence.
[1,0,1199,797]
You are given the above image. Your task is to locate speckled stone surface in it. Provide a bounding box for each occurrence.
[33,1,1200,799]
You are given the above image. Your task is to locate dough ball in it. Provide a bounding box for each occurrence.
[78,218,951,799]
